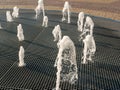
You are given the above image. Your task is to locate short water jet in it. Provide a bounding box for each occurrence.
[52,25,62,47]
[17,24,24,42]
[35,0,45,19]
[62,1,71,23]
[12,6,19,18]
[18,46,26,67]
[6,11,13,22]
[42,16,48,27]
[77,12,84,32]
[81,34,96,64]
[79,16,94,40]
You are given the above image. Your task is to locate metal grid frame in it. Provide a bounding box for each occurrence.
[0,9,120,90]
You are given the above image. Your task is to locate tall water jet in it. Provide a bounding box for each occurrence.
[62,1,71,23]
[77,12,84,32]
[52,25,62,47]
[54,36,78,90]
[81,35,96,64]
[6,11,13,22]
[18,46,26,67]
[35,0,45,19]
[42,16,48,27]
[12,6,19,18]
[17,24,24,42]
[79,16,94,40]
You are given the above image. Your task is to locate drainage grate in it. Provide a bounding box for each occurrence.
[0,9,120,90]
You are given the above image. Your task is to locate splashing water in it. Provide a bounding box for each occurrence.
[84,16,94,36]
[35,0,45,19]
[42,16,48,27]
[12,6,19,18]
[81,35,96,64]
[77,12,84,32]
[79,16,94,41]
[6,11,13,22]
[17,24,24,42]
[62,1,71,23]
[52,25,62,46]
[54,36,78,90]
[18,46,26,67]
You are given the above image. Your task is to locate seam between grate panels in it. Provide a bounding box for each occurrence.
[0,61,17,81]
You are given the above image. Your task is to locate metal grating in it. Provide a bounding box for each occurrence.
[0,9,120,90]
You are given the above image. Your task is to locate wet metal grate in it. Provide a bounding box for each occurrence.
[0,10,120,90]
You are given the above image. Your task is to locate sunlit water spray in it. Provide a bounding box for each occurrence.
[84,16,94,36]
[35,0,45,19]
[79,16,94,40]
[77,12,84,32]
[81,34,96,64]
[78,16,96,64]
[42,16,48,27]
[54,36,78,90]
[17,24,24,42]
[18,46,26,67]
[12,6,19,18]
[62,1,71,23]
[6,11,13,22]
[52,25,62,47]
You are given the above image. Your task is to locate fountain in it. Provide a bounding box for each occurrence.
[52,25,62,42]
[62,1,71,23]
[12,6,19,18]
[54,36,78,90]
[79,16,94,40]
[77,12,84,32]
[84,16,94,36]
[52,25,62,47]
[35,0,45,19]
[78,16,96,64]
[81,34,96,64]
[42,16,48,27]
[6,11,13,22]
[17,24,24,42]
[18,46,26,67]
